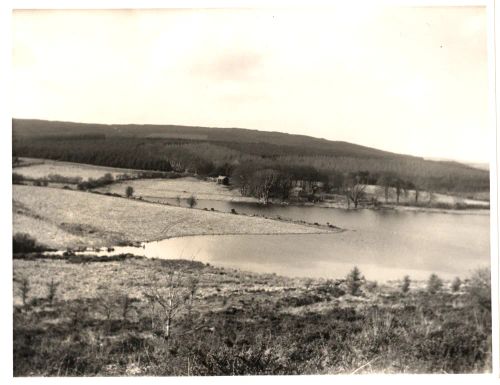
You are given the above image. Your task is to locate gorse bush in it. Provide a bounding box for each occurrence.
[401,275,411,294]
[466,268,491,311]
[427,274,443,294]
[451,277,462,292]
[346,267,363,296]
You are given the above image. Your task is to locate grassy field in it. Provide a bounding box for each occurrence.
[13,158,140,182]
[13,158,489,210]
[94,177,490,213]
[13,185,333,249]
[95,177,257,203]
[13,255,491,375]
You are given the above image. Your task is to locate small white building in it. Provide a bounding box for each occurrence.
[217,175,229,185]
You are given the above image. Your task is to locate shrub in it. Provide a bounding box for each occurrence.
[77,174,115,190]
[451,277,462,292]
[126,186,134,198]
[12,173,25,184]
[46,279,60,305]
[15,276,30,306]
[401,275,411,293]
[466,268,490,310]
[47,174,82,184]
[316,279,345,297]
[346,267,363,296]
[187,195,198,209]
[304,278,314,290]
[365,280,378,293]
[13,233,46,253]
[427,274,443,294]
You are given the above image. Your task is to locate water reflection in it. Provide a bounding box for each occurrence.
[109,201,490,282]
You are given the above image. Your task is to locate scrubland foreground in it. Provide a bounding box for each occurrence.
[13,254,491,376]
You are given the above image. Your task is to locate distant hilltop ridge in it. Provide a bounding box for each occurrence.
[12,118,414,160]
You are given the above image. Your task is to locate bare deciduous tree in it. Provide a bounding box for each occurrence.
[393,178,407,205]
[97,290,117,321]
[344,176,367,209]
[377,174,393,203]
[144,270,190,340]
[253,169,280,204]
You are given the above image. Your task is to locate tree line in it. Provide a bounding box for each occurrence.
[13,136,489,196]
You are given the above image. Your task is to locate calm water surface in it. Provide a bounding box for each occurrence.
[112,200,490,282]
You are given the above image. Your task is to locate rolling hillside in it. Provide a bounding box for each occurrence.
[13,119,410,159]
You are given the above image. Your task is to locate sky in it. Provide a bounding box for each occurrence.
[11,7,491,163]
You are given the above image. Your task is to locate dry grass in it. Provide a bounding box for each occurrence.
[13,185,332,249]
[13,257,491,375]
[96,177,256,202]
[13,158,139,181]
[12,258,290,307]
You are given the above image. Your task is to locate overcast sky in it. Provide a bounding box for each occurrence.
[12,7,490,162]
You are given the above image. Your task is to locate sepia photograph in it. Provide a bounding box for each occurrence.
[8,1,496,378]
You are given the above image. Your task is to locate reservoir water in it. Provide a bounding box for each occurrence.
[109,200,490,282]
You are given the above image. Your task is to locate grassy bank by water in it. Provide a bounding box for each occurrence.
[13,185,333,249]
[13,254,491,375]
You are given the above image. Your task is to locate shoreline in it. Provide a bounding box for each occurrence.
[13,185,337,250]
[14,250,479,287]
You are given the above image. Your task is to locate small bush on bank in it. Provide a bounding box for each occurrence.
[12,173,25,184]
[13,233,47,253]
[77,173,115,191]
[47,174,83,184]
[187,195,198,208]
